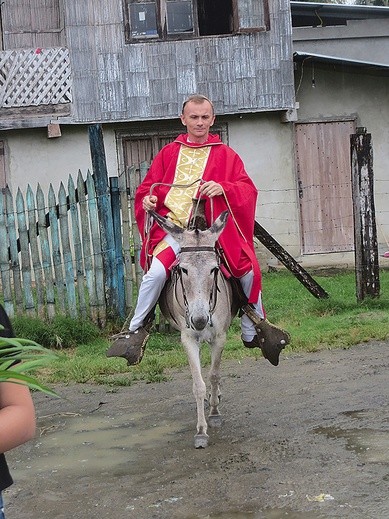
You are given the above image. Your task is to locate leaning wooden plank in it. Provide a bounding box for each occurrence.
[254,220,328,299]
[78,171,99,324]
[86,171,106,326]
[110,176,126,318]
[88,124,118,317]
[16,189,35,315]
[26,185,45,319]
[5,187,23,309]
[0,191,14,316]
[36,184,56,320]
[48,185,66,314]
[68,174,87,319]
[58,183,77,318]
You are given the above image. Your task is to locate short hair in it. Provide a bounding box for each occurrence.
[182,94,214,114]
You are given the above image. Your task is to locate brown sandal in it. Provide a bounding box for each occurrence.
[106,327,149,366]
[242,319,290,366]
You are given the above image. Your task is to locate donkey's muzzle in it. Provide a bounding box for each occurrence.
[190,315,209,331]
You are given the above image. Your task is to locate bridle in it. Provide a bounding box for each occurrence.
[172,245,222,329]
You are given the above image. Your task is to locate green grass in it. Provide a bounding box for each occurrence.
[36,269,389,387]
[13,315,101,349]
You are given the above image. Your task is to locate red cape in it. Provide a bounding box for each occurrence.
[135,133,262,302]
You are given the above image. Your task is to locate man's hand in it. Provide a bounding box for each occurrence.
[199,181,223,198]
[143,195,158,212]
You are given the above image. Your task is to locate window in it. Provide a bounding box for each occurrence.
[129,2,158,39]
[0,0,64,50]
[167,1,193,35]
[124,0,235,42]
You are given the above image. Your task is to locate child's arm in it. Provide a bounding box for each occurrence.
[0,382,36,453]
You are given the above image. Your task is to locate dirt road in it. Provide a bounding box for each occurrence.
[5,341,389,519]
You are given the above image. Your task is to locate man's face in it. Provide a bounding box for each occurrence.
[180,100,215,143]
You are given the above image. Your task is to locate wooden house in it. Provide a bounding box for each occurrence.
[0,4,296,220]
[0,0,294,152]
[1,0,388,271]
[0,0,298,266]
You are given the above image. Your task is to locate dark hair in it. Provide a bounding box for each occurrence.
[0,305,14,338]
[182,94,214,114]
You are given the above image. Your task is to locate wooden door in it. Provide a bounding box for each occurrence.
[295,120,355,254]
[121,124,227,187]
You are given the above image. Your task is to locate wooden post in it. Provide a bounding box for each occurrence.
[351,128,380,301]
[110,176,126,318]
[88,124,119,318]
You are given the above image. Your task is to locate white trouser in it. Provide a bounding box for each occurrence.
[129,235,180,331]
[130,237,264,338]
[240,270,265,341]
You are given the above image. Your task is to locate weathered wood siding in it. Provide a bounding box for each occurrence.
[63,0,294,123]
[1,0,65,49]
[238,0,268,29]
[0,0,294,123]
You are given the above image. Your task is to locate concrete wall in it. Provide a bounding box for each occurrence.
[293,19,389,65]
[226,112,299,262]
[3,127,93,195]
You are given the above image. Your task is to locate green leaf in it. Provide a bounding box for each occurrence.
[0,335,59,396]
[0,371,59,397]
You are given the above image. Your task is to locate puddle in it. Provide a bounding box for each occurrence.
[313,426,389,463]
[12,412,182,479]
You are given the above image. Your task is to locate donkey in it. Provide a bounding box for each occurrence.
[151,209,239,448]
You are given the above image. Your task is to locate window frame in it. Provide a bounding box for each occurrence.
[123,0,239,43]
[0,0,64,50]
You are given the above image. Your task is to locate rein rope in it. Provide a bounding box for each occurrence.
[144,179,204,268]
[142,179,240,327]
[145,179,203,235]
[144,177,246,238]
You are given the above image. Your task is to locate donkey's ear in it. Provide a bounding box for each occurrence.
[209,210,229,239]
[150,211,185,237]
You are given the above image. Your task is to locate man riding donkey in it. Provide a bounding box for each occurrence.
[107,94,290,366]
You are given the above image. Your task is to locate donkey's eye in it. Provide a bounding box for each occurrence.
[210,267,219,274]
[180,267,188,275]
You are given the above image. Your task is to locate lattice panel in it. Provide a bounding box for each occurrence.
[0,47,72,108]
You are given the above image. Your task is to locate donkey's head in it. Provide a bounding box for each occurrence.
[151,211,229,331]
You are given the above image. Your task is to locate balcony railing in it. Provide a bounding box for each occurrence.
[0,47,72,108]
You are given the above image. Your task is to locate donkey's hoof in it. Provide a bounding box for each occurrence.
[208,414,222,428]
[194,433,209,449]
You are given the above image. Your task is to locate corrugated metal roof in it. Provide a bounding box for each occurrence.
[294,51,389,76]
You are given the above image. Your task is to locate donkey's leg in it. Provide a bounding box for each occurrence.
[182,334,209,448]
[207,333,225,428]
